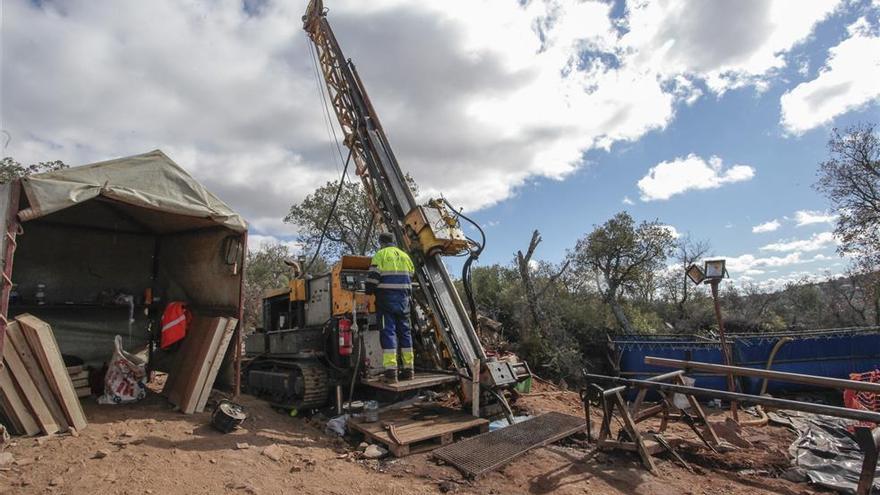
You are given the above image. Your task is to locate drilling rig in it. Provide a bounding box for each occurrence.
[244,0,530,418]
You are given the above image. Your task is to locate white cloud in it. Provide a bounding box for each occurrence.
[247,234,303,254]
[661,225,681,239]
[752,219,781,233]
[0,0,844,239]
[760,231,838,252]
[793,209,838,226]
[781,15,880,133]
[724,252,807,273]
[637,154,756,201]
[622,196,635,205]
[622,0,842,93]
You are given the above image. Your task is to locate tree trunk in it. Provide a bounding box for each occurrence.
[608,298,634,334]
[517,230,546,338]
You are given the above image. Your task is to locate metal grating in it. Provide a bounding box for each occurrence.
[432,411,586,477]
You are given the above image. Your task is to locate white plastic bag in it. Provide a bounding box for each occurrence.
[98,335,147,405]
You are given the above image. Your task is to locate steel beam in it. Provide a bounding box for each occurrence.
[583,373,880,424]
[645,356,880,394]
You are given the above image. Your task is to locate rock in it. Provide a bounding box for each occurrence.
[226,481,259,494]
[235,442,250,450]
[122,430,136,438]
[92,450,110,459]
[358,442,369,450]
[49,477,63,487]
[262,444,283,462]
[209,459,217,464]
[0,452,14,466]
[15,457,34,466]
[68,427,80,438]
[439,481,458,493]
[362,444,387,459]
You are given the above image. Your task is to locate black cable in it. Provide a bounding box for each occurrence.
[441,198,485,323]
[306,150,352,272]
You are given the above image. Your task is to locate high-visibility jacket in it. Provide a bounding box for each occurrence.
[160,301,191,349]
[366,246,415,293]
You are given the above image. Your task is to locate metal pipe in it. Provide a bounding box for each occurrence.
[709,279,737,420]
[645,356,880,394]
[855,426,880,495]
[583,373,880,424]
[603,370,686,396]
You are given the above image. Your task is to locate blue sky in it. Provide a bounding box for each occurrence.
[3,0,880,288]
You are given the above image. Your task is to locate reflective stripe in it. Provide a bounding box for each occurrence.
[401,348,414,368]
[378,283,412,289]
[383,350,398,369]
[162,314,186,332]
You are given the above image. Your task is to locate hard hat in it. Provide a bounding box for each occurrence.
[378,232,394,245]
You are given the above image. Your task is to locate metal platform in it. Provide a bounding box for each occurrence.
[362,372,458,392]
[432,411,586,478]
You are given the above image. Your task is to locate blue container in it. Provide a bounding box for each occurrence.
[611,328,880,395]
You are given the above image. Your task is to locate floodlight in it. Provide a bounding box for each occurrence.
[686,264,705,285]
[704,259,727,279]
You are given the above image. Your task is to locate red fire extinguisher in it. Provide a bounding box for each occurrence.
[338,318,352,356]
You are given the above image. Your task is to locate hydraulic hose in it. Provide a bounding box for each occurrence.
[441,198,485,324]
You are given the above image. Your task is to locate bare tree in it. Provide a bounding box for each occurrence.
[815,123,880,264]
[515,230,569,338]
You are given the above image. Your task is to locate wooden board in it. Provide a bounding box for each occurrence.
[5,322,69,431]
[66,365,84,376]
[69,370,88,381]
[2,330,59,434]
[16,314,87,431]
[348,405,489,457]
[194,317,238,413]
[75,387,91,398]
[165,317,212,404]
[362,372,459,392]
[181,317,228,414]
[167,317,228,414]
[0,365,39,436]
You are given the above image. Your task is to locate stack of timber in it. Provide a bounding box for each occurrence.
[165,315,238,414]
[67,366,91,398]
[0,314,88,436]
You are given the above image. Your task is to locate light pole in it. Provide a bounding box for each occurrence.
[687,259,738,421]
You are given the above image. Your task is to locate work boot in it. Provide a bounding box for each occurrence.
[399,368,414,381]
[383,369,398,383]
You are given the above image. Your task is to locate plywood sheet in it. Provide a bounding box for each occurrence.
[0,365,39,436]
[167,316,228,414]
[16,314,87,431]
[194,317,237,413]
[6,322,68,430]
[2,332,59,434]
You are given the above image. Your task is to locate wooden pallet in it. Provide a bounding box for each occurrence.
[348,405,488,457]
[361,372,459,392]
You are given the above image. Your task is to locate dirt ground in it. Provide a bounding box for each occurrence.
[0,379,832,495]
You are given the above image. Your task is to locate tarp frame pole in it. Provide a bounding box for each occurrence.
[234,231,247,398]
[0,180,22,365]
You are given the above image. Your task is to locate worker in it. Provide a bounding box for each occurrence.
[365,232,415,383]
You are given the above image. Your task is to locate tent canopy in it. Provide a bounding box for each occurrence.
[18,149,247,233]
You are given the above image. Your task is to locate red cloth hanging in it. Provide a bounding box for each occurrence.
[160,301,191,349]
